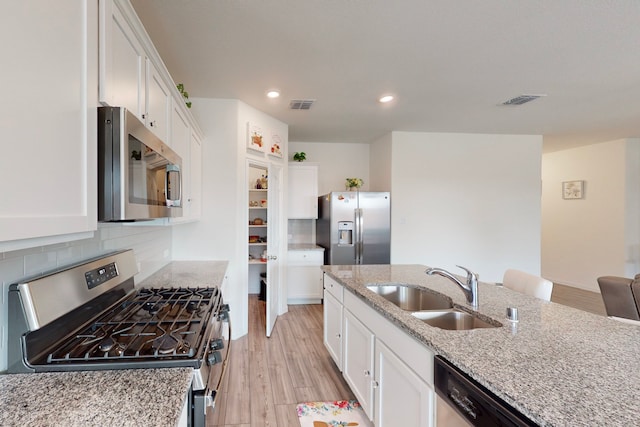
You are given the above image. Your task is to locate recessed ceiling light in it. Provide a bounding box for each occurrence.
[379,95,394,103]
[266,90,280,99]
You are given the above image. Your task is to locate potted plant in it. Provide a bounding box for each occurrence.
[345,178,363,191]
[293,152,306,162]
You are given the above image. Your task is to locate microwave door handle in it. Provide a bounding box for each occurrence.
[165,165,181,206]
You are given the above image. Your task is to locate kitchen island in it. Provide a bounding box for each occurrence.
[323,264,640,426]
[0,260,229,427]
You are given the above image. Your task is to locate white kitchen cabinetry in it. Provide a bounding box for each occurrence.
[99,0,182,143]
[171,100,190,162]
[375,339,433,427]
[187,131,202,221]
[169,103,202,224]
[99,0,145,119]
[145,59,171,142]
[287,249,323,304]
[343,309,375,419]
[288,163,318,219]
[323,274,344,371]
[0,0,98,251]
[100,0,204,227]
[324,281,435,427]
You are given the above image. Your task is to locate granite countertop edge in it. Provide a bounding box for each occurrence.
[322,264,640,427]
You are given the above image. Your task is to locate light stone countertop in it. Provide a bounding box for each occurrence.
[288,244,325,251]
[0,260,229,427]
[322,264,640,427]
[0,368,193,427]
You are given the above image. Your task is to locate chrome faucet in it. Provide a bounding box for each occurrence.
[425,265,479,308]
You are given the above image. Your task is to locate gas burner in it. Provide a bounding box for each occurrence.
[153,334,182,355]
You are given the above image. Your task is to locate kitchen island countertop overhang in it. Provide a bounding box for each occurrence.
[322,264,640,427]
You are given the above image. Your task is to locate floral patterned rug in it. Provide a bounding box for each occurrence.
[296,400,373,427]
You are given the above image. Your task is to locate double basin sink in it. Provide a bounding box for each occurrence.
[366,284,500,330]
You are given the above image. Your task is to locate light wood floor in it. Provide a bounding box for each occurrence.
[551,283,607,316]
[208,285,606,426]
[208,296,354,427]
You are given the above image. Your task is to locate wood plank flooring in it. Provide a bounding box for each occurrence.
[208,296,354,427]
[209,284,607,426]
[551,283,607,316]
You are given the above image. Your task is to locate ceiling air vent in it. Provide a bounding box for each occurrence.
[501,94,546,106]
[289,99,315,110]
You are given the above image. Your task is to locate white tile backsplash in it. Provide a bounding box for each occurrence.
[287,219,316,244]
[0,223,172,372]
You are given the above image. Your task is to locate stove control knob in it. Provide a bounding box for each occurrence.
[218,304,230,321]
[208,350,222,366]
[210,338,224,351]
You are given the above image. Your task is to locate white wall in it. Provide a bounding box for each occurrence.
[0,224,171,372]
[172,98,288,339]
[289,142,370,195]
[541,139,640,291]
[390,132,543,283]
[369,133,393,191]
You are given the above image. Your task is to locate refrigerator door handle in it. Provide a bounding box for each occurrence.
[355,208,363,264]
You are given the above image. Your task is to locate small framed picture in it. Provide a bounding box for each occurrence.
[247,122,265,152]
[268,131,283,158]
[562,180,584,199]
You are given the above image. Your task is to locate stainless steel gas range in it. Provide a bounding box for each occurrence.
[7,250,230,427]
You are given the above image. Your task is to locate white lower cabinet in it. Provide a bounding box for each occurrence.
[287,250,324,304]
[375,339,433,427]
[343,309,375,419]
[322,275,435,427]
[323,275,344,371]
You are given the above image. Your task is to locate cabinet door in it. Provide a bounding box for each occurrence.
[188,131,202,220]
[287,251,323,302]
[287,164,318,219]
[0,0,97,249]
[375,339,434,427]
[170,101,190,160]
[343,309,375,420]
[323,289,343,371]
[146,59,171,142]
[99,0,146,119]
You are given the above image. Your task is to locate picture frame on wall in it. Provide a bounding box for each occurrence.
[269,130,283,158]
[247,122,265,152]
[562,180,584,199]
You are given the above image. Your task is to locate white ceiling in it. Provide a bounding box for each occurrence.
[130,0,640,152]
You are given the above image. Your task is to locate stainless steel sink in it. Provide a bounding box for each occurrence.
[366,284,453,311]
[411,310,500,330]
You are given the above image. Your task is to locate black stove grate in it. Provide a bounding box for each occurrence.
[46,287,221,364]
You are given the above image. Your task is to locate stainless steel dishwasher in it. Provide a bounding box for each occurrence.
[434,356,538,427]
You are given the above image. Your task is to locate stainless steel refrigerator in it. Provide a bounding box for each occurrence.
[317,191,391,265]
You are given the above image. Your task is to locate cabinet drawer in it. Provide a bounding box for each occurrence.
[324,274,343,303]
[288,250,324,265]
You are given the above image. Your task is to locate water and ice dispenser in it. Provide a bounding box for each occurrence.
[338,221,353,245]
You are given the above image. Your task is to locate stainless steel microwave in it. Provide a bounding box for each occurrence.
[98,106,182,221]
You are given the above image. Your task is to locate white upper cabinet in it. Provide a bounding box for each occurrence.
[145,59,171,142]
[188,131,203,221]
[100,0,180,144]
[288,163,318,219]
[171,100,190,161]
[0,0,98,251]
[99,0,145,119]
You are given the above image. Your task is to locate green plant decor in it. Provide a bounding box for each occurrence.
[293,152,307,162]
[345,178,363,190]
[176,83,192,108]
